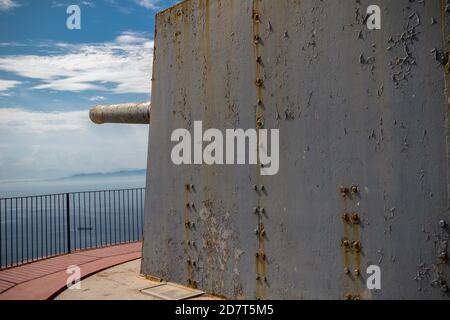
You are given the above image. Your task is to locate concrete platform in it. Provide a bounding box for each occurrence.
[56,259,220,300]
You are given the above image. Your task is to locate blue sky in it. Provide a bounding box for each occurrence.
[0,0,181,180]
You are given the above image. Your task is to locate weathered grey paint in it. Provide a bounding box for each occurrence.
[89,102,151,124]
[142,0,450,299]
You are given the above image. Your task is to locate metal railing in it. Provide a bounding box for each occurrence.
[0,188,145,269]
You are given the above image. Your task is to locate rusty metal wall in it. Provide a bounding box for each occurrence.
[142,0,450,299]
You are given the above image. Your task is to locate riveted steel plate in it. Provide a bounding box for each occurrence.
[142,0,450,299]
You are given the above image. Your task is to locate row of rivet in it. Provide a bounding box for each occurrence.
[341,185,363,300]
[253,0,267,300]
[185,183,197,288]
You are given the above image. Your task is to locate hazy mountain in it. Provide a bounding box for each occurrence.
[63,169,146,180]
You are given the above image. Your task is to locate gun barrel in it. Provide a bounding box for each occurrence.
[89,102,151,125]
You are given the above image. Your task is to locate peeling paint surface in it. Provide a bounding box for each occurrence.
[142,0,450,299]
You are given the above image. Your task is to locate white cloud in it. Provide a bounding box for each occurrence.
[0,32,153,95]
[0,0,20,11]
[89,95,107,102]
[0,108,87,133]
[0,107,148,180]
[135,0,159,10]
[0,79,20,96]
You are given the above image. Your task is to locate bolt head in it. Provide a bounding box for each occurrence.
[340,186,349,196]
[351,213,360,225]
[342,212,350,222]
[352,240,362,252]
[350,185,359,194]
[439,251,448,262]
[354,269,361,276]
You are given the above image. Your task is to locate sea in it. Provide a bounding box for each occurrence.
[0,174,146,268]
[0,174,146,198]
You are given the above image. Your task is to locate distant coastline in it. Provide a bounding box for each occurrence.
[0,169,146,184]
[61,169,146,180]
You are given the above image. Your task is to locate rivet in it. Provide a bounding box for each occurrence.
[187,259,192,265]
[256,275,261,281]
[190,184,194,190]
[253,35,261,44]
[439,220,447,228]
[344,267,350,275]
[253,13,260,22]
[351,213,360,225]
[342,212,350,222]
[439,251,448,262]
[253,207,259,214]
[352,240,362,252]
[185,221,191,227]
[261,253,266,261]
[340,186,349,197]
[261,230,266,237]
[192,261,196,267]
[255,253,260,258]
[260,185,265,191]
[257,99,263,106]
[253,184,258,191]
[256,56,262,64]
[260,207,266,214]
[353,294,361,300]
[256,120,263,128]
[185,184,190,191]
[191,202,195,209]
[350,185,359,194]
[254,229,259,235]
[342,239,350,248]
[344,293,353,300]
[263,277,268,282]
[186,203,191,209]
[255,78,263,87]
[354,269,361,276]
[441,284,449,293]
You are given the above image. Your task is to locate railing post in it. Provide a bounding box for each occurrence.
[66,193,71,253]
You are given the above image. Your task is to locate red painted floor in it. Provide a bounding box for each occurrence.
[0,242,142,300]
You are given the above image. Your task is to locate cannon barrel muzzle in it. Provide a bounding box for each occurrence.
[89,102,151,125]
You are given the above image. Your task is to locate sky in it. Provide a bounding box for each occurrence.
[0,0,181,181]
